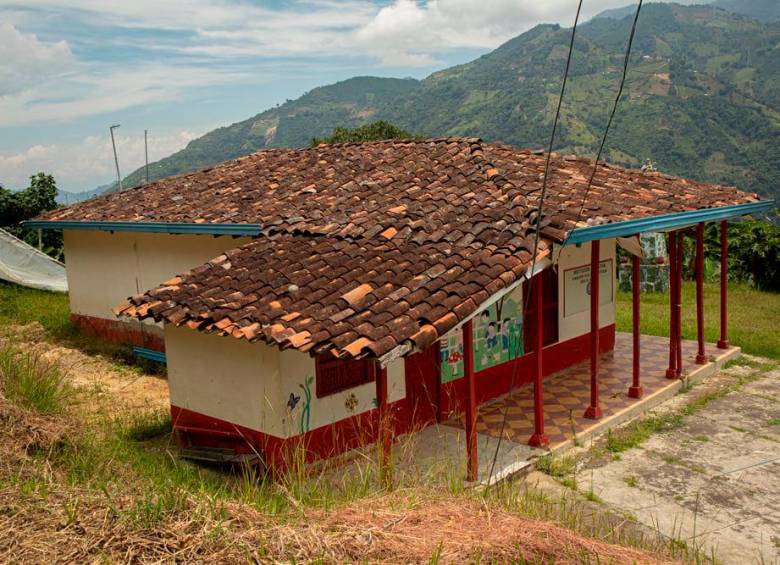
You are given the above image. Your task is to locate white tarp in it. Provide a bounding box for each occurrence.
[0,227,67,292]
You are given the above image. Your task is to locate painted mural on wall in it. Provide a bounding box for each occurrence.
[439,297,524,382]
[286,375,314,434]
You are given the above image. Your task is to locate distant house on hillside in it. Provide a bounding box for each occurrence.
[27,138,773,477]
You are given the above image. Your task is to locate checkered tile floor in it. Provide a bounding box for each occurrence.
[447,333,725,449]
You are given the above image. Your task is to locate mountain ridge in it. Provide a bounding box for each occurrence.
[110,2,780,202]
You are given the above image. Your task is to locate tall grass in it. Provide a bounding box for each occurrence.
[0,282,73,339]
[0,342,72,414]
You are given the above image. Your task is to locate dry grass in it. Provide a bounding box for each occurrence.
[0,319,692,563]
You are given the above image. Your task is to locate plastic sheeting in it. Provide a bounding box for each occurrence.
[0,228,67,292]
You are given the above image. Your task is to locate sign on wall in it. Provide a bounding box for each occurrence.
[439,296,524,383]
[563,259,613,318]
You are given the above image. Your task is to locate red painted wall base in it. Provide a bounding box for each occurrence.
[171,401,413,474]
[70,313,165,352]
[169,324,617,474]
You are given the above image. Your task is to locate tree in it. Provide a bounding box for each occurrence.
[0,172,62,258]
[310,121,419,146]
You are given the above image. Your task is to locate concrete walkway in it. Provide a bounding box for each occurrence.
[581,359,780,564]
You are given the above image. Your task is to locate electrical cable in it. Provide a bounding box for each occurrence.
[572,0,644,227]
[485,0,584,488]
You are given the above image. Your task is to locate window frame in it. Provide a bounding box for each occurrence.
[314,355,375,398]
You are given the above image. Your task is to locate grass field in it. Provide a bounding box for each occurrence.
[617,281,780,360]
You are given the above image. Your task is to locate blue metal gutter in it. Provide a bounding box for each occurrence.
[564,200,776,245]
[133,346,167,364]
[22,220,262,236]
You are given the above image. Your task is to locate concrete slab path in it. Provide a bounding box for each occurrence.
[581,359,780,564]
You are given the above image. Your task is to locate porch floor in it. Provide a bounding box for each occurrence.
[447,332,738,450]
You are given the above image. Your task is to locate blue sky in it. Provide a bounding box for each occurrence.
[0,0,695,193]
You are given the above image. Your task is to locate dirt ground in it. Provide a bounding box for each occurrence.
[2,322,169,413]
[578,357,780,564]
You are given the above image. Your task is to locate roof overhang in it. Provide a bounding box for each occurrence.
[563,200,775,245]
[22,220,262,237]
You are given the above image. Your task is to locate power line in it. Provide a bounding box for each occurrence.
[572,0,644,226]
[486,0,584,487]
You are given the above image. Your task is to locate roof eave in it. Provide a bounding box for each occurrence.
[21,220,262,237]
[563,200,775,245]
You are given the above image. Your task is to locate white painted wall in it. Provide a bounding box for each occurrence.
[556,239,617,342]
[165,324,285,436]
[63,230,251,322]
[165,324,405,438]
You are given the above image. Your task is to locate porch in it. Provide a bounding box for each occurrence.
[381,332,741,487]
[449,332,740,451]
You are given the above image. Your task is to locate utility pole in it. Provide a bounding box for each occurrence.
[144,129,150,184]
[109,124,122,191]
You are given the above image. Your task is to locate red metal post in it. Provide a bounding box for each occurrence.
[529,273,550,447]
[674,236,683,378]
[375,362,391,485]
[717,220,730,349]
[666,231,678,379]
[584,240,603,420]
[462,319,478,481]
[695,223,707,364]
[629,254,643,399]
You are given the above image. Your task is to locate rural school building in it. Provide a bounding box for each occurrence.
[28,138,774,478]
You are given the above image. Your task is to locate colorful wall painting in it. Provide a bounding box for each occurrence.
[562,259,613,318]
[439,297,525,382]
[288,375,313,434]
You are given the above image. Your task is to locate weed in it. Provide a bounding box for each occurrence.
[119,409,172,442]
[0,342,73,414]
[692,435,709,442]
[429,541,444,564]
[535,455,576,479]
[605,413,683,454]
[582,490,602,504]
[623,475,639,488]
[769,418,780,426]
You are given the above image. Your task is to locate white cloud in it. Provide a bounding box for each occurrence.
[0,22,74,96]
[0,130,199,190]
[353,0,654,65]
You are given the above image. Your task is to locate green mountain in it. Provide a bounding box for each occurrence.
[116,3,780,202]
[712,0,780,22]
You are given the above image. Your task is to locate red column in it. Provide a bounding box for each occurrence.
[462,319,478,481]
[676,234,683,377]
[529,273,550,447]
[584,241,603,420]
[695,223,707,364]
[666,231,678,379]
[375,362,391,485]
[629,254,643,399]
[718,220,730,349]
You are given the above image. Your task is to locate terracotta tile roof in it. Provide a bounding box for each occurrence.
[115,234,549,360]
[38,138,761,247]
[97,137,763,359]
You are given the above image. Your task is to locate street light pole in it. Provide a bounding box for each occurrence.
[109,124,122,191]
[144,129,150,184]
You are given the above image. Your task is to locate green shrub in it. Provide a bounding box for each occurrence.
[705,218,780,292]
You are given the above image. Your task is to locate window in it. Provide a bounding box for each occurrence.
[315,355,375,398]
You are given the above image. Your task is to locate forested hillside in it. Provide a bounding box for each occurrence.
[116,3,780,202]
